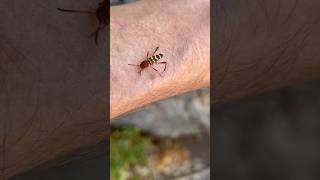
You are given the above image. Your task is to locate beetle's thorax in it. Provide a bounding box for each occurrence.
[140,61,149,68]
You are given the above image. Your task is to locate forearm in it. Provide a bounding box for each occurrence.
[0,48,107,178]
[110,0,210,119]
[213,0,320,103]
[0,1,107,177]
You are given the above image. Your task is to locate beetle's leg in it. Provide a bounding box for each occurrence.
[152,46,159,56]
[150,66,163,77]
[157,61,167,72]
[89,23,106,45]
[138,69,143,75]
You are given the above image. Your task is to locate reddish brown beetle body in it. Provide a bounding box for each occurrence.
[128,47,167,77]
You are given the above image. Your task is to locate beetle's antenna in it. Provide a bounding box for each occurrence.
[128,64,140,66]
[57,8,95,14]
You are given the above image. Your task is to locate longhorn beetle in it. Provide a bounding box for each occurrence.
[57,0,109,45]
[128,47,167,77]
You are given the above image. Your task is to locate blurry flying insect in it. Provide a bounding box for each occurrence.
[128,47,167,77]
[57,0,109,45]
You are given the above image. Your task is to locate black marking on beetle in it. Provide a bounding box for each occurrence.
[128,47,167,77]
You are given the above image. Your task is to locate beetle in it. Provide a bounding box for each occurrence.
[128,47,167,77]
[57,0,109,45]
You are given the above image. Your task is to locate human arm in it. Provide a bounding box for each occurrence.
[0,1,107,178]
[110,0,210,119]
[213,0,320,104]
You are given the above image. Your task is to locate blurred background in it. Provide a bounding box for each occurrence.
[110,87,210,179]
[213,79,320,180]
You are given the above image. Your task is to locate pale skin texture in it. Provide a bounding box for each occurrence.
[110,0,210,119]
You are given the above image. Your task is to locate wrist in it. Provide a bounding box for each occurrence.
[110,0,209,119]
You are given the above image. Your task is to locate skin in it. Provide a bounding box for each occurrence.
[0,0,107,178]
[213,0,320,104]
[110,0,210,119]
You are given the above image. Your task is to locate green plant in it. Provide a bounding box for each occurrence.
[110,127,151,180]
